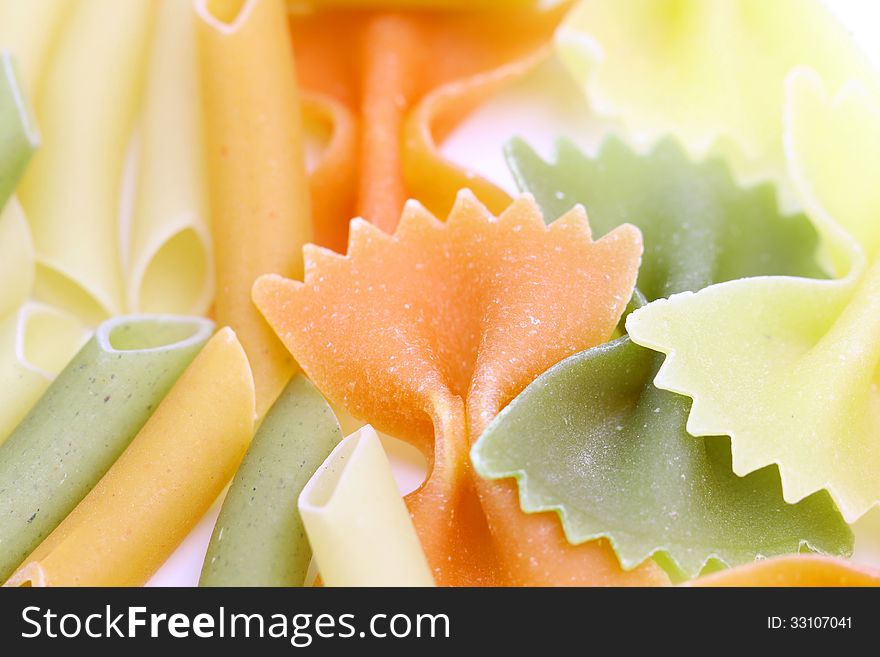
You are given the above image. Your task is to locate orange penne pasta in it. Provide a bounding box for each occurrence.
[196,0,310,417]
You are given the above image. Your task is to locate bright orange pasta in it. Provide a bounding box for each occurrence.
[290,2,570,251]
[254,192,668,586]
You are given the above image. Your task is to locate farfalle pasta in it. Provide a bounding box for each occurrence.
[472,137,850,579]
[556,0,880,205]
[290,1,568,250]
[0,0,877,594]
[627,71,880,524]
[254,191,668,586]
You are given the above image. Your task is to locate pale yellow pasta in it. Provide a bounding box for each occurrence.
[0,198,33,319]
[0,0,75,97]
[127,0,212,316]
[0,301,89,445]
[299,425,435,587]
[18,0,155,324]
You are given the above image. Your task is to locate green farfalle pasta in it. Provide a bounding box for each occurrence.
[199,375,342,587]
[0,315,213,581]
[471,137,851,579]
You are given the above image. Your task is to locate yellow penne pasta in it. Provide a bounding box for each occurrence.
[0,301,89,445]
[196,0,311,417]
[128,0,212,316]
[0,198,33,318]
[18,0,155,324]
[299,426,435,587]
[0,0,75,96]
[5,327,256,587]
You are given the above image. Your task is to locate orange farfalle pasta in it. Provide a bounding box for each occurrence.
[688,555,880,587]
[289,3,569,252]
[253,191,668,586]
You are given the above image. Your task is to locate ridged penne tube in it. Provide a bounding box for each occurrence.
[0,52,38,206]
[299,426,435,587]
[128,0,212,316]
[200,375,340,587]
[18,0,155,324]
[6,328,256,587]
[0,199,33,318]
[0,0,75,96]
[0,314,213,581]
[0,301,89,446]
[196,0,310,417]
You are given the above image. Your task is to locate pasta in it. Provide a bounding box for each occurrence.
[0,51,38,207]
[0,314,213,581]
[298,425,434,587]
[18,0,155,324]
[127,0,212,316]
[0,301,89,446]
[687,555,880,587]
[470,137,849,579]
[556,0,880,207]
[0,198,33,321]
[0,0,75,97]
[5,328,255,587]
[626,70,880,523]
[254,192,668,586]
[289,1,568,251]
[200,375,340,587]
[196,0,310,418]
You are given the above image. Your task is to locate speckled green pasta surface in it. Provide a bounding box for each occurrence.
[0,51,38,206]
[472,138,852,579]
[0,315,213,581]
[506,136,826,297]
[199,375,341,587]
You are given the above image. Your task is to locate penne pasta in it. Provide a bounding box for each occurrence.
[0,198,33,319]
[196,0,311,418]
[128,0,212,316]
[200,375,340,587]
[0,52,38,207]
[18,0,155,324]
[6,328,255,587]
[0,0,75,97]
[0,314,213,581]
[299,426,435,587]
[0,301,89,446]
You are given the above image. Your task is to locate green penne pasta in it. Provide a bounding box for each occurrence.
[0,314,213,581]
[0,51,38,207]
[199,375,341,587]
